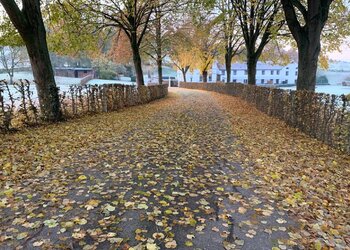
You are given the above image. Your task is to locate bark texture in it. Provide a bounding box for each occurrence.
[225,51,232,83]
[131,38,145,86]
[181,66,189,83]
[155,8,163,85]
[203,71,208,83]
[247,57,258,85]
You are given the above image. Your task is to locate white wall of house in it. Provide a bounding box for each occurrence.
[177,61,298,85]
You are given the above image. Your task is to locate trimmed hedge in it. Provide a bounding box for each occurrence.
[0,81,168,131]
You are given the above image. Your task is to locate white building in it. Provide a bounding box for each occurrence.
[177,61,298,85]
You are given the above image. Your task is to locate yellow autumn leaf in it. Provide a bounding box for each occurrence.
[238,207,247,214]
[76,175,87,181]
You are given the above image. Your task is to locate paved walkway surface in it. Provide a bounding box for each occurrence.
[0,89,300,250]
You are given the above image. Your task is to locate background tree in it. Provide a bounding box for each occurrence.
[190,6,220,83]
[217,0,244,83]
[192,28,219,82]
[171,50,191,82]
[281,0,349,91]
[63,0,159,86]
[0,46,28,84]
[0,16,28,85]
[232,0,284,85]
[109,30,133,65]
[143,4,174,85]
[169,25,194,82]
[0,0,62,121]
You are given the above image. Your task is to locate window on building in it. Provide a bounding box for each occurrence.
[276,79,279,84]
[261,79,264,84]
[244,70,247,75]
[295,71,298,76]
[209,76,212,82]
[233,79,237,83]
[270,79,273,84]
[262,70,265,75]
[216,75,221,82]
[286,80,288,83]
[200,76,203,82]
[286,71,289,76]
[243,79,248,84]
[271,70,274,75]
[277,70,280,75]
[233,70,237,75]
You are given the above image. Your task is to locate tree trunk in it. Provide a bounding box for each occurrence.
[203,71,208,83]
[9,74,13,85]
[157,56,162,85]
[181,68,187,83]
[10,52,14,85]
[247,56,257,85]
[24,30,62,121]
[131,39,144,86]
[225,51,232,83]
[155,9,163,85]
[296,37,320,91]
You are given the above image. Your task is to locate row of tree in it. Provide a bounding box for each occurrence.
[170,0,348,90]
[0,0,348,122]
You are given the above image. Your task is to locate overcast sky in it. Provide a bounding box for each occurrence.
[328,44,350,62]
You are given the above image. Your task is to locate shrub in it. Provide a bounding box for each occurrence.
[99,70,117,80]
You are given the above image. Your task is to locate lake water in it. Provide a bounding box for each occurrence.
[0,72,135,105]
[280,85,350,95]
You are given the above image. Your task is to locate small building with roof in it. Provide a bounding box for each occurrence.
[55,68,96,78]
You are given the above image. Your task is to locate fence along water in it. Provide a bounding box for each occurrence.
[0,80,168,131]
[179,82,350,153]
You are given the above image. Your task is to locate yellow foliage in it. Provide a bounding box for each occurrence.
[319,53,329,70]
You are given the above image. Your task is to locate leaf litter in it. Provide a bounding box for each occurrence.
[1,88,344,249]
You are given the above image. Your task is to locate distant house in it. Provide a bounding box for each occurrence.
[177,61,298,85]
[55,68,95,78]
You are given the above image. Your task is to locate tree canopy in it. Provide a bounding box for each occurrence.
[0,0,349,90]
